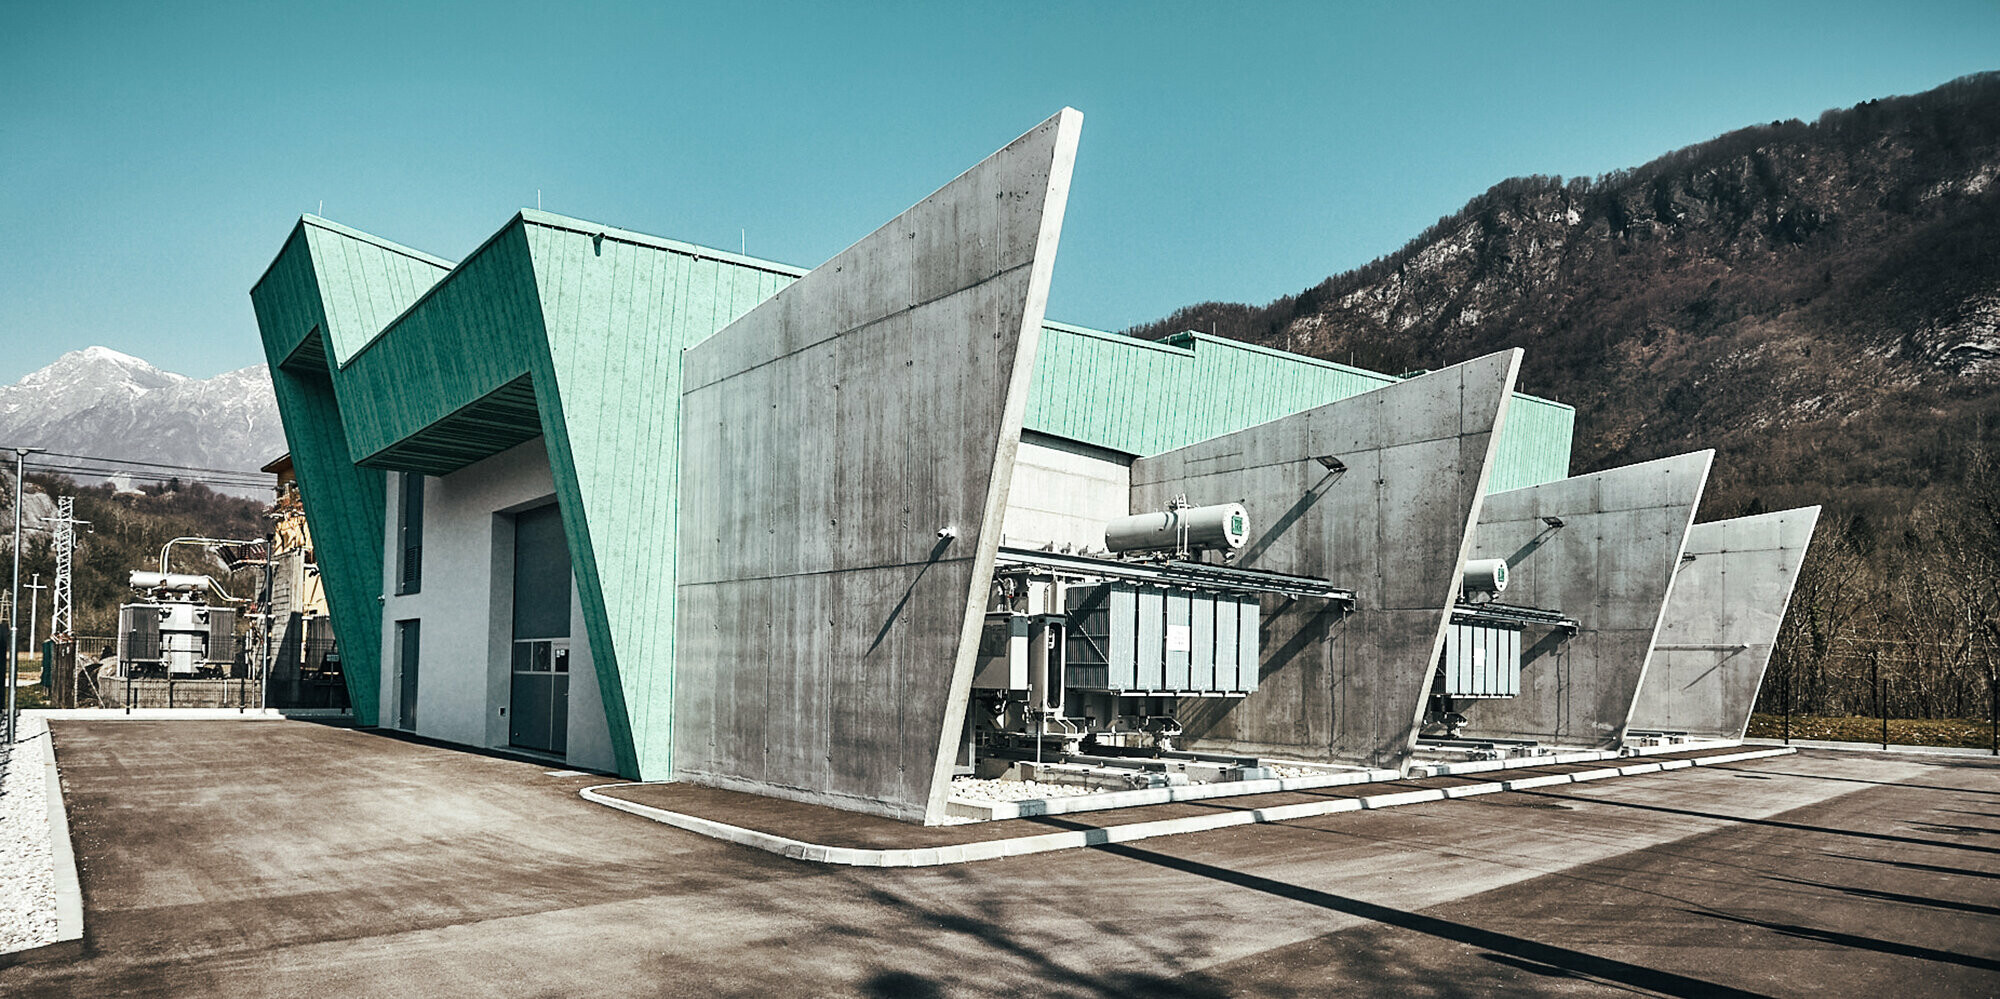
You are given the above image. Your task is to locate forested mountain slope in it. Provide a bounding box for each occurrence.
[1133,72,2000,524]
[1132,73,2000,719]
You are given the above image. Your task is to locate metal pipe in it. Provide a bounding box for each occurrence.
[996,545,1351,602]
[25,573,41,670]
[157,536,261,575]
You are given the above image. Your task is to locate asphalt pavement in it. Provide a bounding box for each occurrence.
[3,720,1995,998]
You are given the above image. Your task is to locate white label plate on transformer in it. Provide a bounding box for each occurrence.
[1165,624,1192,653]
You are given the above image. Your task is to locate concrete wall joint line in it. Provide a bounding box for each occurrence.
[681,259,1038,394]
[1131,433,1474,479]
[677,555,979,589]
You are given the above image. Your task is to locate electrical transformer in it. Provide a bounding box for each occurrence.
[116,572,240,679]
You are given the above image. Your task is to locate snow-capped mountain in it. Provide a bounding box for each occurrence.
[0,348,284,498]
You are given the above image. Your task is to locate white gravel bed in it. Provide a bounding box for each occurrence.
[949,776,1100,804]
[0,713,58,954]
[1265,763,1341,779]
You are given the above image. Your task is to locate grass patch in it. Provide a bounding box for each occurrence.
[1747,713,1997,750]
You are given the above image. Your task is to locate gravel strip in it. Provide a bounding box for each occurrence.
[0,713,59,954]
[949,776,1099,804]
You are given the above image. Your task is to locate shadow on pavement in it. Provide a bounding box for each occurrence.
[1695,910,2000,973]
[1763,874,2000,918]
[1044,819,1774,999]
[1730,766,2000,796]
[1821,852,2000,881]
[1518,789,2000,857]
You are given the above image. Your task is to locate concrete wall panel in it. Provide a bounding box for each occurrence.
[1629,507,1819,739]
[1130,349,1522,768]
[1462,451,1713,748]
[1000,435,1133,549]
[674,110,1082,823]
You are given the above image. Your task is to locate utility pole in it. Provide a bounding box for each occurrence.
[24,573,46,664]
[8,445,47,743]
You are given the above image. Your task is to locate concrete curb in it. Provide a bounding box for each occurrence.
[41,722,83,954]
[1744,737,2000,759]
[582,747,1796,868]
[26,708,351,722]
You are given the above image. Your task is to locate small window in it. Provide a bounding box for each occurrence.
[397,472,424,594]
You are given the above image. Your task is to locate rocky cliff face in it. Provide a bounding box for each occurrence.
[0,347,282,498]
[1133,73,2000,519]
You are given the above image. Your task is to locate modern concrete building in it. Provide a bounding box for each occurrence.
[251,110,1810,823]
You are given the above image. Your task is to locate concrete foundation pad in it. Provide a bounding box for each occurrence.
[583,746,1795,867]
[934,738,1745,820]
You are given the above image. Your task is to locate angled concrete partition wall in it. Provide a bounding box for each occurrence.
[1130,350,1522,769]
[1629,507,1820,739]
[1462,451,1713,748]
[674,109,1082,823]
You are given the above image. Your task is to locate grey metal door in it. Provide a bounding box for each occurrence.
[396,619,419,731]
[508,639,568,754]
[508,504,571,755]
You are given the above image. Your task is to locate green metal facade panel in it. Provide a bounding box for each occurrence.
[524,220,795,781]
[332,224,547,464]
[250,210,1574,780]
[250,212,798,778]
[1022,323,1573,487]
[249,221,450,726]
[314,230,459,365]
[1485,391,1577,493]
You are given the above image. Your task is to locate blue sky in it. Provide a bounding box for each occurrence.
[2,1,1995,384]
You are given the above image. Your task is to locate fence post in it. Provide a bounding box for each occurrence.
[1874,650,1887,750]
[1782,659,1791,745]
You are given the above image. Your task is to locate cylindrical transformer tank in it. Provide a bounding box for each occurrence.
[1105,503,1250,555]
[129,571,219,592]
[1462,558,1509,595]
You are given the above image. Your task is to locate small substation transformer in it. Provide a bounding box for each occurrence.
[116,572,240,679]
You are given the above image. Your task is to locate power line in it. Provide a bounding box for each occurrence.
[33,450,267,478]
[21,457,272,485]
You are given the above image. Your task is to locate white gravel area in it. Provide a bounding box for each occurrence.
[1265,763,1337,779]
[950,776,1100,804]
[0,713,59,954]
